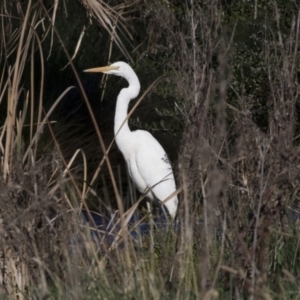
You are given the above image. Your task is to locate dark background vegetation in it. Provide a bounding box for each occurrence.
[1,0,300,299]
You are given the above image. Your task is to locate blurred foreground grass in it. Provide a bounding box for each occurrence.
[1,0,300,299]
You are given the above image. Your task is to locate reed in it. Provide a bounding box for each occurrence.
[0,0,300,299]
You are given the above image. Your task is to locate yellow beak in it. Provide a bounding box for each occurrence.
[84,65,119,73]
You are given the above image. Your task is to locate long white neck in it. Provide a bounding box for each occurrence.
[114,90,131,139]
[114,71,141,149]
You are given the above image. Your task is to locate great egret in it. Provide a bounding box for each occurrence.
[84,62,178,218]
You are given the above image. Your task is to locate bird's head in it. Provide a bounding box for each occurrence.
[84,61,135,79]
[84,61,140,97]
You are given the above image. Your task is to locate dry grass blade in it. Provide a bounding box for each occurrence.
[30,21,46,159]
[47,0,59,59]
[80,0,133,61]
[62,148,88,208]
[22,86,74,164]
[3,0,32,179]
[61,25,86,70]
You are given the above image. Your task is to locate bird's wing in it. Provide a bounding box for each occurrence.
[133,130,177,202]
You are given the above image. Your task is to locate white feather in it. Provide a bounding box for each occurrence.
[86,61,178,218]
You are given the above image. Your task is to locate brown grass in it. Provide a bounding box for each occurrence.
[1,0,300,299]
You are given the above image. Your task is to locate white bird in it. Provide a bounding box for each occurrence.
[84,62,178,218]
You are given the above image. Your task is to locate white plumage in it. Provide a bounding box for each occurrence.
[85,62,178,218]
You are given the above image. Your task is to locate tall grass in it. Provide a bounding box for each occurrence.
[0,0,300,299]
